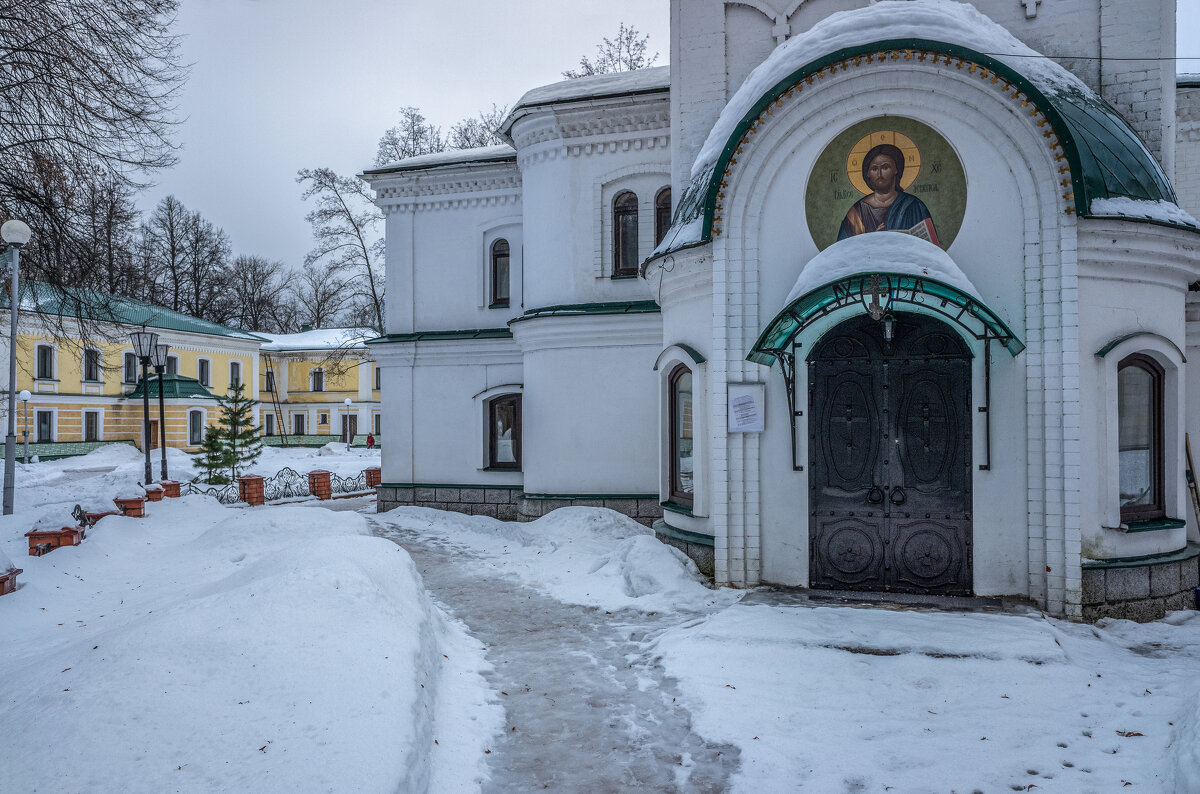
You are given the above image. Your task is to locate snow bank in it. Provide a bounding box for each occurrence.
[376,506,736,612]
[0,499,501,792]
[0,546,13,572]
[784,232,982,305]
[656,603,1200,792]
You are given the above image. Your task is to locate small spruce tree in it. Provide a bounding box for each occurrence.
[217,382,263,480]
[197,425,233,484]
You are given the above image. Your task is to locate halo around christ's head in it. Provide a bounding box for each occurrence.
[846,131,921,195]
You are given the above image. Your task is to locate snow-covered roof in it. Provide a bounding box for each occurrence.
[1089,197,1200,228]
[651,0,1189,262]
[1178,73,1200,88]
[258,327,374,352]
[785,233,981,306]
[498,65,670,137]
[363,144,516,176]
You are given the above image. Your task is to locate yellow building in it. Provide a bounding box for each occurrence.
[0,287,380,458]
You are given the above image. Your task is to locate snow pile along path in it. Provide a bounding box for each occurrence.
[375,506,738,612]
[0,498,500,793]
[655,603,1200,792]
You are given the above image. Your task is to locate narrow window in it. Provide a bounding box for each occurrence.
[319,413,328,426]
[229,361,241,387]
[669,365,694,505]
[83,349,101,382]
[36,410,52,442]
[293,414,306,435]
[84,411,99,442]
[198,359,211,387]
[373,366,380,391]
[1118,354,1165,522]
[655,187,672,246]
[312,369,324,392]
[264,370,275,392]
[612,191,639,276]
[124,352,138,383]
[36,345,54,379]
[374,413,381,436]
[166,355,178,375]
[188,410,203,445]
[488,394,521,469]
[264,413,275,436]
[490,238,510,308]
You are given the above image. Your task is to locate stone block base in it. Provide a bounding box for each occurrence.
[376,485,660,526]
[1082,545,1200,623]
[653,520,715,577]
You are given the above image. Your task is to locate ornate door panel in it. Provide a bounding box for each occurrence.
[809,314,972,595]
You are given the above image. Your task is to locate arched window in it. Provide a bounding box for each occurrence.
[488,394,521,469]
[612,191,639,276]
[1118,354,1164,522]
[669,365,694,506]
[188,410,204,446]
[655,187,672,246]
[490,238,510,308]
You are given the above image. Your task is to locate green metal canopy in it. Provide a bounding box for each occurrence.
[748,271,1025,367]
[127,374,218,400]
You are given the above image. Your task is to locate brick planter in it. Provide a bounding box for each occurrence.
[113,497,146,518]
[308,470,332,500]
[25,526,84,556]
[238,475,266,506]
[1,567,23,595]
[144,485,164,502]
[160,480,181,498]
[364,467,382,489]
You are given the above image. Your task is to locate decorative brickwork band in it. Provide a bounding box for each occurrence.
[113,497,146,518]
[307,470,333,500]
[238,475,266,507]
[159,480,181,498]
[364,467,382,489]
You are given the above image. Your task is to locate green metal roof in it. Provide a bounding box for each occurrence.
[127,374,218,400]
[2,281,267,341]
[653,39,1187,263]
[748,271,1024,367]
[509,300,661,324]
[366,328,514,344]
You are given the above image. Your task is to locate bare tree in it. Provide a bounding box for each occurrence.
[374,107,445,166]
[0,0,185,289]
[292,261,348,330]
[563,23,658,79]
[296,167,385,331]
[142,195,190,311]
[447,104,509,149]
[229,255,294,332]
[179,210,233,323]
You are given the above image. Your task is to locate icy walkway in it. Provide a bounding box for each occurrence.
[364,508,739,792]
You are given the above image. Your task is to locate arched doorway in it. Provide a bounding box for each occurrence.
[808,312,972,595]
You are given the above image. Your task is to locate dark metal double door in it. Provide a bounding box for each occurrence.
[809,314,972,595]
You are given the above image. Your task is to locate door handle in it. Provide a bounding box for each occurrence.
[889,486,907,506]
[867,485,885,505]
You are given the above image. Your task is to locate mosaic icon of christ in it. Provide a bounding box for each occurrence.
[837,134,940,247]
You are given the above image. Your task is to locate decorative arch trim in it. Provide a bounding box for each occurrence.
[1096,332,1186,363]
[654,343,706,371]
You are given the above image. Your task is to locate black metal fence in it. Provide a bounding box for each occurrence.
[180,466,374,504]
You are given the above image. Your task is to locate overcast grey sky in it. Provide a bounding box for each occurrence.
[141,0,1199,271]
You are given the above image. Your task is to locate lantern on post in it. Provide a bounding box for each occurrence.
[151,342,170,481]
[129,328,159,484]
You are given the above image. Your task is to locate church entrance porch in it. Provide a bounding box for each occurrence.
[808,313,973,595]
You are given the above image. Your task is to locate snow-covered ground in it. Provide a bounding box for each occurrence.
[3,445,1200,791]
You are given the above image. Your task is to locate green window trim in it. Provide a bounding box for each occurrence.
[1121,517,1187,533]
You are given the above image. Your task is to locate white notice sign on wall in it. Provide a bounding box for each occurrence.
[727,383,765,433]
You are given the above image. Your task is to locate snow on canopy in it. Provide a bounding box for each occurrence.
[1089,197,1200,228]
[784,233,982,307]
[652,0,1191,260]
[258,327,375,352]
[364,143,515,176]
[499,65,670,137]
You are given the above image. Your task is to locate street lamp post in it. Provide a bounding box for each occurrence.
[19,389,29,463]
[2,219,31,516]
[151,343,170,481]
[343,397,352,450]
[129,328,159,485]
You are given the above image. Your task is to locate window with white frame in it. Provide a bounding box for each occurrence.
[612,191,639,277]
[1118,354,1165,522]
[188,410,204,446]
[488,394,521,469]
[490,238,510,308]
[84,411,100,442]
[123,352,138,383]
[166,355,179,375]
[35,344,54,379]
[668,364,694,506]
[293,414,306,435]
[197,358,211,387]
[83,348,101,382]
[655,187,672,246]
[229,361,241,388]
[373,365,380,390]
[311,369,324,392]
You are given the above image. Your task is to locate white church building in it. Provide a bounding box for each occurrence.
[364,0,1200,622]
